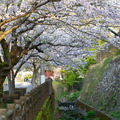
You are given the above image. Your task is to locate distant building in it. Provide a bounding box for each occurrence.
[45,70,54,79]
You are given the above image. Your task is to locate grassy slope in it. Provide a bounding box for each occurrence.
[79,57,112,103]
[79,55,120,119]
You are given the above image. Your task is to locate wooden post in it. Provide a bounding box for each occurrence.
[7,104,15,120]
[34,91,37,116]
[36,88,40,115]
[29,92,34,120]
[14,99,21,120]
[37,87,41,112]
[25,94,30,120]
[20,96,26,120]
[32,92,35,119]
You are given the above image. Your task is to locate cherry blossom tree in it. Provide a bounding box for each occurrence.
[7,53,35,94]
[0,0,120,104]
[0,0,62,103]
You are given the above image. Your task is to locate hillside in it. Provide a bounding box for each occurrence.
[79,55,120,119]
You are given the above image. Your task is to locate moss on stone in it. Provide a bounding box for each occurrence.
[35,93,55,120]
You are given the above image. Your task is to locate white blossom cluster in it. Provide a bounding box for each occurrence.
[0,0,120,69]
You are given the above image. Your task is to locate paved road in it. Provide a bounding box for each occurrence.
[4,82,33,93]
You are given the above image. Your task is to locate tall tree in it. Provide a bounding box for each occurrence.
[0,0,119,104]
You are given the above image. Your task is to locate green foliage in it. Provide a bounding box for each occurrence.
[85,57,97,69]
[79,56,97,75]
[98,40,106,47]
[60,57,96,90]
[103,57,112,66]
[110,111,120,120]
[84,110,96,120]
[62,68,83,88]
[115,49,120,56]
[68,91,81,101]
[56,91,81,102]
[59,110,101,120]
[64,71,77,87]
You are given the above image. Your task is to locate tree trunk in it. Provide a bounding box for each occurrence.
[11,79,15,94]
[32,70,37,89]
[32,73,35,89]
[8,79,15,94]
[0,63,10,107]
[32,62,40,89]
[37,72,41,85]
[0,76,6,107]
[8,73,12,94]
[7,71,15,94]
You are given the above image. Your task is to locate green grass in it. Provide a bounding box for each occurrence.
[110,111,120,120]
[84,110,96,119]
[79,57,112,105]
[103,57,112,66]
[82,110,101,120]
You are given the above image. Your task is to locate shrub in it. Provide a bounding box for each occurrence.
[84,110,96,120]
[68,91,81,101]
[62,68,83,90]
[111,111,120,120]
[85,57,97,69]
[115,49,120,56]
[79,56,97,75]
